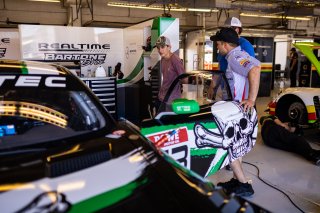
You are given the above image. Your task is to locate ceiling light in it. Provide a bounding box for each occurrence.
[240,13,311,21]
[107,2,218,13]
[28,0,60,2]
[188,8,218,12]
[107,2,186,11]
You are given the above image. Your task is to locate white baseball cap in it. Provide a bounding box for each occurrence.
[224,17,242,28]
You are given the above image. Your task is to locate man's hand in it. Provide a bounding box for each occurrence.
[240,99,255,112]
[207,77,218,100]
[207,83,216,100]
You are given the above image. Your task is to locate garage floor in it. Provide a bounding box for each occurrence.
[207,92,320,213]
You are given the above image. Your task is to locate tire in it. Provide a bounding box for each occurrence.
[285,101,308,125]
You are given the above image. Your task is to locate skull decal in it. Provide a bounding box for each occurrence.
[194,101,257,175]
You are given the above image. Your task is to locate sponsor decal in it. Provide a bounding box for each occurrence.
[147,127,188,148]
[0,38,10,45]
[0,38,9,58]
[38,42,110,66]
[262,49,268,56]
[0,48,6,58]
[38,43,110,51]
[44,53,106,66]
[239,59,249,66]
[242,60,250,68]
[0,75,66,88]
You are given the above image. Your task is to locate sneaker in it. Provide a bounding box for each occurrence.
[217,178,239,191]
[228,182,254,197]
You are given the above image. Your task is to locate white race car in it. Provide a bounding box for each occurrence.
[267,42,320,128]
[267,87,320,127]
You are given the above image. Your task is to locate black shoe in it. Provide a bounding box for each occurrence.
[227,182,254,197]
[217,178,239,191]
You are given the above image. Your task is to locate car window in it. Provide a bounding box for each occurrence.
[0,88,107,149]
[159,71,232,113]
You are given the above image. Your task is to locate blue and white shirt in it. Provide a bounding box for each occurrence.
[225,46,260,102]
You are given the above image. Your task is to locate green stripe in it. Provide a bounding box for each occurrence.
[141,122,217,135]
[21,61,28,74]
[69,178,148,213]
[151,17,159,40]
[159,17,176,35]
[261,69,272,72]
[117,55,144,84]
[191,147,217,156]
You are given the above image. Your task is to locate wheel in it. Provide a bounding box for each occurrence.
[276,100,308,125]
[287,101,308,124]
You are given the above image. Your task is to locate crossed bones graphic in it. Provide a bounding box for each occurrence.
[194,101,257,177]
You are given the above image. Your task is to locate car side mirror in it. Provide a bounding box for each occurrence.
[171,98,200,114]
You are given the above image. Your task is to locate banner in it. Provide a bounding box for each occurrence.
[19,25,124,77]
[0,29,21,60]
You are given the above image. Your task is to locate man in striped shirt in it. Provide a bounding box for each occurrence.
[211,27,261,197]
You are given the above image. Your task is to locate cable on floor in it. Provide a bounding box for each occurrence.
[243,161,305,213]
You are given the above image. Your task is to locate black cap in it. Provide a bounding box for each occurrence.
[210,28,239,46]
[290,47,296,51]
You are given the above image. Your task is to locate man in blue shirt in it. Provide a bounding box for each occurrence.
[218,17,255,72]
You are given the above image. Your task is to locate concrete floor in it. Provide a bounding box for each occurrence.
[207,94,320,213]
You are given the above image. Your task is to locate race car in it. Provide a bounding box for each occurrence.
[267,42,320,128]
[267,87,320,127]
[0,60,267,212]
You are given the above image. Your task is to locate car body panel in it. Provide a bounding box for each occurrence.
[293,42,320,77]
[141,72,258,177]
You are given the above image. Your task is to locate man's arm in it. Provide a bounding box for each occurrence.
[241,65,261,111]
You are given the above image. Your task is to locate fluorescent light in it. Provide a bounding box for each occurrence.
[28,0,60,2]
[107,2,218,13]
[188,8,219,12]
[107,2,186,11]
[240,13,311,21]
[188,8,212,12]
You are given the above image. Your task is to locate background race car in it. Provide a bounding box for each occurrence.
[267,42,320,129]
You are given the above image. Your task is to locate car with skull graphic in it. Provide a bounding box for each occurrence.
[141,71,258,177]
[0,60,267,213]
